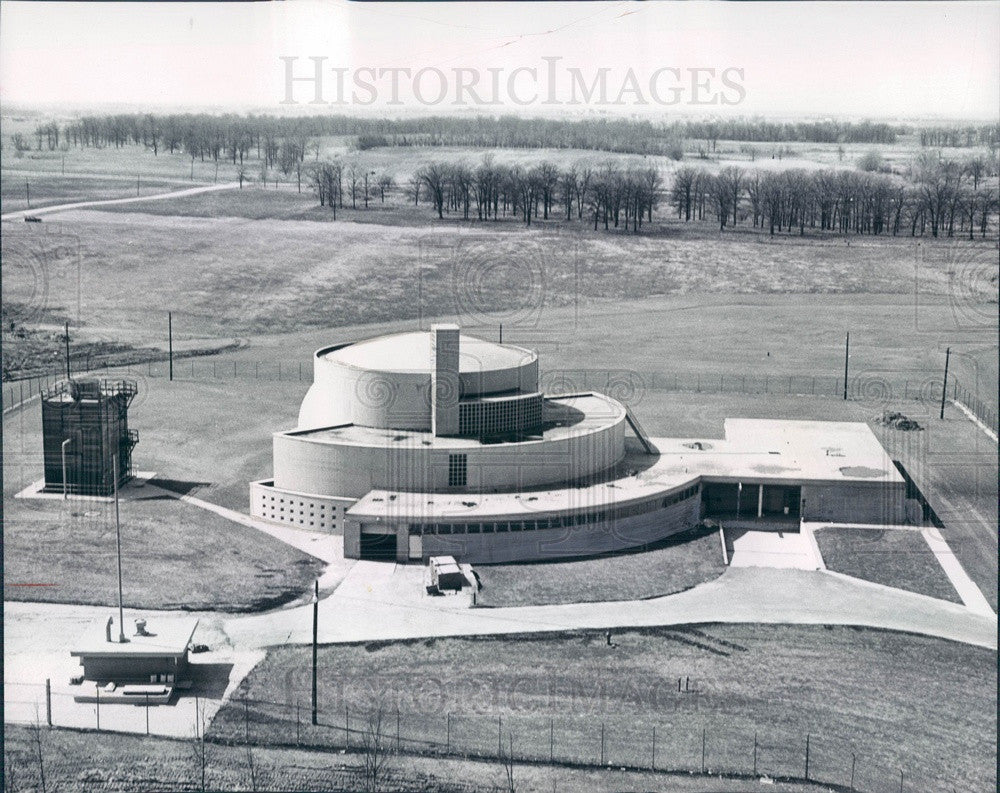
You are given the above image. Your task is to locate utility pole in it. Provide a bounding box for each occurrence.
[65,322,71,380]
[939,347,950,420]
[168,312,174,381]
[113,454,126,643]
[26,180,31,208]
[311,579,319,725]
[842,332,850,400]
[499,323,503,344]
[61,438,71,500]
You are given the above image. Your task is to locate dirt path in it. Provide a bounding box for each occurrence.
[0,182,239,221]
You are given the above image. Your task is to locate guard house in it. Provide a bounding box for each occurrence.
[42,378,138,496]
[71,616,199,704]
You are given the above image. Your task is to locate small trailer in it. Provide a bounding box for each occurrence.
[427,555,465,592]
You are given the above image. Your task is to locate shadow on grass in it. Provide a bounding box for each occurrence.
[147,477,212,496]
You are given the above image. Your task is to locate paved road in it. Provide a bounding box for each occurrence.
[0,182,239,221]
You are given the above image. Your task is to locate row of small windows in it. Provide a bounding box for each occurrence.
[459,395,543,437]
[258,492,343,530]
[407,485,699,536]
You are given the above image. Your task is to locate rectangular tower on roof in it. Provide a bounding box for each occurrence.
[431,324,460,436]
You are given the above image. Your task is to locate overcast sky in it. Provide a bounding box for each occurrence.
[1,0,997,119]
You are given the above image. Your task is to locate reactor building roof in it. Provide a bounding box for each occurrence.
[325,331,535,374]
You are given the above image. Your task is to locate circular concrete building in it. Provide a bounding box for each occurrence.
[251,324,907,564]
[252,324,701,562]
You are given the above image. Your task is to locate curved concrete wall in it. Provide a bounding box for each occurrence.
[273,414,627,499]
[298,343,539,430]
[345,489,702,563]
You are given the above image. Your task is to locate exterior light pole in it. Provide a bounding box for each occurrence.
[113,454,126,643]
[939,347,950,420]
[61,438,72,499]
[311,579,319,725]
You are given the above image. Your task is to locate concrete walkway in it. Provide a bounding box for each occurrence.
[0,182,239,221]
[921,526,995,616]
[727,529,819,570]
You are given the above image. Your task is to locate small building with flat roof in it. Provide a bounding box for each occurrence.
[70,616,199,689]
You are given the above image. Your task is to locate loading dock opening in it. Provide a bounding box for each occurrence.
[359,530,398,560]
[702,482,801,522]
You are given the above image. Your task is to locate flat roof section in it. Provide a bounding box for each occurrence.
[347,419,903,522]
[327,332,535,374]
[71,618,199,658]
[283,393,624,449]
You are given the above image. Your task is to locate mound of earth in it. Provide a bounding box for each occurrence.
[875,411,923,431]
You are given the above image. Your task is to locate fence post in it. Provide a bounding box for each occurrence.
[497,715,502,755]
[899,769,904,793]
[550,717,554,763]
[95,684,100,730]
[600,722,605,765]
[345,704,349,748]
[701,727,706,773]
[296,701,300,745]
[850,752,856,791]
[753,731,757,776]
[446,712,451,753]
[45,679,52,727]
[651,725,655,771]
[396,706,400,752]
[145,694,150,734]
[804,733,810,780]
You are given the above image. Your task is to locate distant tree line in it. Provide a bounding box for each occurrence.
[671,152,998,238]
[31,113,926,161]
[917,125,999,149]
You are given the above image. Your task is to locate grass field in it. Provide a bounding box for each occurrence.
[476,524,725,607]
[1,172,184,213]
[1,724,829,793]
[210,625,997,793]
[2,386,324,611]
[814,527,961,603]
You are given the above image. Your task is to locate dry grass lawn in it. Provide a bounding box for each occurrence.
[2,724,830,793]
[476,524,725,607]
[815,527,961,603]
[212,625,997,793]
[2,380,324,611]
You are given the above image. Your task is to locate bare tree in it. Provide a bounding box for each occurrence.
[418,163,448,219]
[191,699,207,792]
[29,713,46,793]
[361,706,394,793]
[499,732,516,793]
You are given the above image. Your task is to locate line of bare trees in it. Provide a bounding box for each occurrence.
[671,154,998,238]
[34,113,958,162]
[413,157,662,232]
